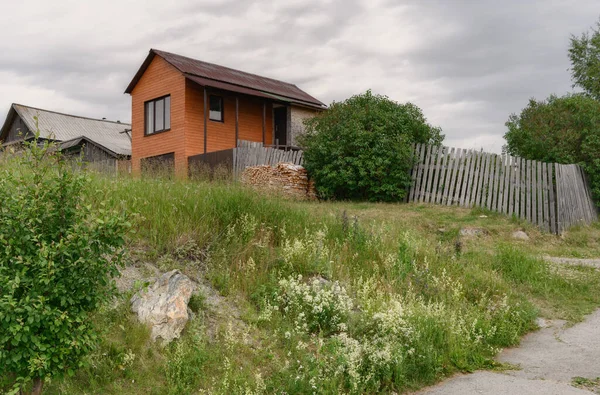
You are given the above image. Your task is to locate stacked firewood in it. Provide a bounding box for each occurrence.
[241,163,317,200]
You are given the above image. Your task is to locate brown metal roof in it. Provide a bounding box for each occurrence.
[184,74,325,109]
[125,49,326,108]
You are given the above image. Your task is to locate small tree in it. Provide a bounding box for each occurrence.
[569,18,600,100]
[0,133,129,394]
[504,93,600,204]
[299,91,443,201]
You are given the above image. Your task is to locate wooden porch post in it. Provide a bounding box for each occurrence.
[235,96,239,147]
[262,102,266,145]
[203,87,208,153]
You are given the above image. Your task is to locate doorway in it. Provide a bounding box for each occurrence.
[273,106,288,147]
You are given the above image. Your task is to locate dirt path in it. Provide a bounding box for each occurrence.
[418,309,600,394]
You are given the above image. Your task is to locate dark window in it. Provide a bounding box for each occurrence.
[209,95,223,122]
[145,95,171,134]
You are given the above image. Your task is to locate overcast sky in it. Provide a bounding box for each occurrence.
[1,0,597,152]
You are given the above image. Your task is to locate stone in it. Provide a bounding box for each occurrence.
[459,227,486,237]
[130,269,195,343]
[512,230,530,241]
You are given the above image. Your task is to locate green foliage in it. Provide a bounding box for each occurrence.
[299,90,444,202]
[569,18,600,100]
[0,135,129,392]
[504,93,600,204]
[13,173,600,394]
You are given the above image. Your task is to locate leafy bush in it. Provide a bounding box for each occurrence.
[0,136,129,393]
[299,90,443,202]
[504,93,600,205]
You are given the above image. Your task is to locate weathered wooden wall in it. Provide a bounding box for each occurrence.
[407,144,597,234]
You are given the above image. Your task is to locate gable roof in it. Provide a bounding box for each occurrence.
[125,49,326,109]
[0,104,132,157]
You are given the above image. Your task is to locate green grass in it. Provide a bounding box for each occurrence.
[5,172,600,394]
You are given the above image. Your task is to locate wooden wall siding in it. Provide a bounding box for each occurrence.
[132,57,275,177]
[4,116,32,143]
[131,56,187,175]
[184,82,274,157]
[407,143,598,234]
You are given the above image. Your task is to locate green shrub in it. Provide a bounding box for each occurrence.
[0,135,129,393]
[299,90,443,201]
[504,93,600,205]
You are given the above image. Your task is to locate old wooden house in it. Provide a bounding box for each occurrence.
[0,103,131,171]
[125,49,326,176]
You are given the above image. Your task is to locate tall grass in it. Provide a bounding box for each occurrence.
[2,169,598,394]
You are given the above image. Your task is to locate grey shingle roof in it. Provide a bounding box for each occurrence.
[2,104,131,157]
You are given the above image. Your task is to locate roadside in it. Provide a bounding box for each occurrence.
[545,256,600,269]
[419,308,600,394]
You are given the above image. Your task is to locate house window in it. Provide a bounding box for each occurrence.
[209,95,223,122]
[145,95,171,135]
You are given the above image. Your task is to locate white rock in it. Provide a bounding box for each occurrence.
[512,230,530,241]
[130,270,194,343]
[459,227,486,237]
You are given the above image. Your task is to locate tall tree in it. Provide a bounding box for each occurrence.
[569,18,600,100]
[504,93,600,204]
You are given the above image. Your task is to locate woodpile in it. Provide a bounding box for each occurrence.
[241,163,317,200]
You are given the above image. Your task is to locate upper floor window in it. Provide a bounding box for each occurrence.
[145,95,171,135]
[209,95,223,122]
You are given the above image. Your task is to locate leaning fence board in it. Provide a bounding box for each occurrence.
[494,155,504,212]
[460,150,473,206]
[446,148,462,205]
[536,161,544,229]
[477,152,487,207]
[462,150,476,207]
[441,148,456,205]
[485,155,495,210]
[430,146,444,203]
[531,160,538,225]
[471,152,484,207]
[410,144,426,202]
[542,162,549,232]
[419,145,433,203]
[424,146,438,203]
[452,149,466,205]
[509,156,517,217]
[502,156,511,215]
[436,147,450,204]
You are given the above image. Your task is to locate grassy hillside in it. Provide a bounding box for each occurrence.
[6,173,600,394]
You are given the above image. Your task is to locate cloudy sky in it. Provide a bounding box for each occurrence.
[1,0,597,152]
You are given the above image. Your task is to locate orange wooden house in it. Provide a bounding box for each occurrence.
[125,49,326,175]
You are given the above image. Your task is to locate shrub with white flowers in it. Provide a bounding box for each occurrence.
[276,275,353,335]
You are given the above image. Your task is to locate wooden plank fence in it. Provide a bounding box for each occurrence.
[233,140,303,177]
[407,143,597,234]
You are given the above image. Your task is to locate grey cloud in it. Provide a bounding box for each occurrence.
[0,0,598,152]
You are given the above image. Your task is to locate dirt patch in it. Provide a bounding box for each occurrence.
[115,262,161,293]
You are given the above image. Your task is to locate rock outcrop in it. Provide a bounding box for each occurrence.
[130,270,194,343]
[512,230,530,241]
